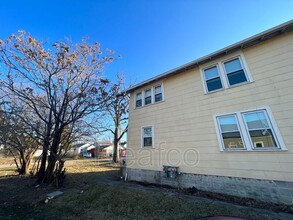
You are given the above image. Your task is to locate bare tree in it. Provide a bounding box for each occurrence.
[0,101,40,175]
[0,31,115,183]
[99,75,129,163]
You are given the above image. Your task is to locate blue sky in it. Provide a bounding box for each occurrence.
[0,0,292,86]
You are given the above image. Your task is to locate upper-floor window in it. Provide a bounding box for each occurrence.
[135,92,142,108]
[201,54,252,93]
[203,66,223,92]
[223,58,247,86]
[144,89,152,105]
[214,107,286,151]
[134,84,164,109]
[154,85,163,102]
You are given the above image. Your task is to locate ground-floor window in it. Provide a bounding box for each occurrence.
[214,107,286,151]
[141,126,154,147]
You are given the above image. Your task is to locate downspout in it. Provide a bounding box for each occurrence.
[124,147,128,181]
[124,106,130,181]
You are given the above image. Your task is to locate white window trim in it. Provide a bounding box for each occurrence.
[200,52,253,94]
[201,64,225,93]
[153,83,164,103]
[144,88,153,106]
[141,125,155,148]
[213,106,287,152]
[134,83,164,109]
[134,91,143,109]
[216,114,247,151]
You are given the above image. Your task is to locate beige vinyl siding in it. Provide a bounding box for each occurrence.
[127,31,293,182]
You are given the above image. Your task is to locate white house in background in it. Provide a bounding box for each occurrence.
[125,20,293,204]
[97,142,113,157]
[71,142,96,154]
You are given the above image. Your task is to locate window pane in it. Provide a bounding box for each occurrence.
[249,129,277,148]
[143,127,152,137]
[227,70,247,86]
[243,112,270,129]
[143,137,152,147]
[222,132,243,148]
[243,111,279,148]
[136,92,142,100]
[206,77,223,92]
[145,89,151,97]
[155,93,162,102]
[218,115,245,149]
[224,58,242,73]
[204,66,220,80]
[145,96,151,105]
[218,115,238,132]
[155,86,162,94]
[136,100,142,107]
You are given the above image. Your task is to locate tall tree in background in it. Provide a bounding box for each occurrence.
[99,75,129,163]
[0,31,115,184]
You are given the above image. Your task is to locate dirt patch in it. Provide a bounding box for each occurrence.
[184,186,293,214]
[132,181,293,214]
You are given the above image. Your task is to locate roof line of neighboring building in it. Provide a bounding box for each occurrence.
[126,20,293,93]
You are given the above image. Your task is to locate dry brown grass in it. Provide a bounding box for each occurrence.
[0,156,17,176]
[0,156,118,177]
[0,156,15,165]
[65,159,116,174]
[0,159,286,220]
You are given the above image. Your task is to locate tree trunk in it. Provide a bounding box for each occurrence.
[17,151,32,175]
[113,124,120,163]
[20,159,30,175]
[37,140,49,182]
[44,128,63,183]
[113,138,120,163]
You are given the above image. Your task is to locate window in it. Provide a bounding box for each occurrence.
[203,66,223,92]
[134,84,164,108]
[142,126,153,147]
[217,115,244,149]
[201,54,252,93]
[223,58,247,86]
[144,89,152,105]
[215,108,286,151]
[242,111,278,148]
[135,92,142,108]
[154,85,163,102]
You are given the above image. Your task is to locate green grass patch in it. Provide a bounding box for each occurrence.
[36,183,275,220]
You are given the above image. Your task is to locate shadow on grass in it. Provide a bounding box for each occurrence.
[0,163,289,220]
[0,165,121,220]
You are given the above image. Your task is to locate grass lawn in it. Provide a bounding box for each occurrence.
[0,158,288,219]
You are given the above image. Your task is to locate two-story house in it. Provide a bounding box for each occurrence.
[125,20,293,204]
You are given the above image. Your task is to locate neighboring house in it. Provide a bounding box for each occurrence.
[71,142,96,155]
[125,20,293,204]
[96,142,113,157]
[71,141,115,157]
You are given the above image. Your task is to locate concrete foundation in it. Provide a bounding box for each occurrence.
[126,168,293,205]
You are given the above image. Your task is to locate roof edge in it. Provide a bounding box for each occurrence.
[126,20,293,93]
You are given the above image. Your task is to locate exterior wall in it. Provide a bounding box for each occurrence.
[127,31,293,189]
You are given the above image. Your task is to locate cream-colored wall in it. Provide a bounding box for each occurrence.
[127,31,293,182]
